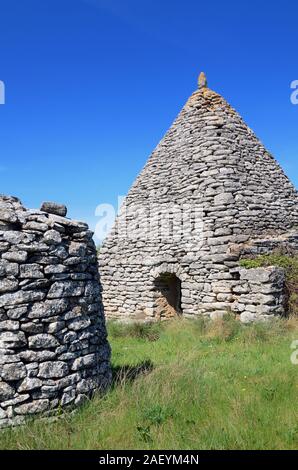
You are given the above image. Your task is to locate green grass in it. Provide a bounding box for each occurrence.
[0,317,297,450]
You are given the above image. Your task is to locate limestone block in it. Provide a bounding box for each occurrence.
[40,202,67,217]
[38,361,69,379]
[28,334,59,350]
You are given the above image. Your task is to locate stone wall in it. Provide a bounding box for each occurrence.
[231,267,286,323]
[239,231,298,257]
[0,196,111,428]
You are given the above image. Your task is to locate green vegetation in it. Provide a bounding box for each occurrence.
[0,317,297,450]
[239,253,298,315]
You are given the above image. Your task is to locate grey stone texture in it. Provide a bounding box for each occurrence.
[0,196,111,428]
[40,202,67,217]
[99,82,298,321]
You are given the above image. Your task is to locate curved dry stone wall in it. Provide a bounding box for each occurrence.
[0,195,111,428]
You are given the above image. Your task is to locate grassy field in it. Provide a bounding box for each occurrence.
[0,316,297,450]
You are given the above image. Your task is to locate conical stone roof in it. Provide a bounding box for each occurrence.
[99,74,298,320]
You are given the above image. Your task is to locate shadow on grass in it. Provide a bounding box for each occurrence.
[112,360,154,387]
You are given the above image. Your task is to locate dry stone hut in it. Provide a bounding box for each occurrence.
[99,73,298,322]
[0,196,111,428]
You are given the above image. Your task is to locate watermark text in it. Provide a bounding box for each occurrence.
[94,196,204,245]
[290,340,298,365]
[290,80,298,104]
[0,80,5,104]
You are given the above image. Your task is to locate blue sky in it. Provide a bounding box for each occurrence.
[0,0,297,242]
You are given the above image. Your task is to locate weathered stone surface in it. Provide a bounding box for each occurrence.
[47,321,65,334]
[20,322,43,334]
[71,354,96,371]
[47,214,88,233]
[0,331,27,348]
[0,320,19,331]
[29,299,69,319]
[0,381,15,400]
[239,267,285,284]
[23,221,48,232]
[0,362,26,381]
[77,378,97,394]
[68,318,91,331]
[19,350,56,363]
[0,197,23,223]
[0,278,18,294]
[214,193,235,205]
[18,378,42,392]
[69,242,86,257]
[6,305,28,320]
[38,361,69,379]
[40,202,67,217]
[44,264,67,275]
[47,281,85,299]
[240,311,259,324]
[28,334,59,350]
[19,264,44,279]
[0,290,45,308]
[14,399,49,415]
[44,230,62,245]
[0,261,19,277]
[2,251,28,263]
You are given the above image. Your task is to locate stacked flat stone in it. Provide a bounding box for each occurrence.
[0,195,111,428]
[232,267,286,323]
[99,74,298,322]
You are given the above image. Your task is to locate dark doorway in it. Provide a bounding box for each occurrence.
[154,273,182,319]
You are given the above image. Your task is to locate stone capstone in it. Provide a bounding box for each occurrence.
[40,202,67,217]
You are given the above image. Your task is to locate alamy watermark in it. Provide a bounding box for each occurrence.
[290,80,298,104]
[290,340,298,365]
[0,80,5,104]
[94,196,205,245]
